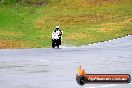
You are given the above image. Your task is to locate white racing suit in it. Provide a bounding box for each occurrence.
[52,29,62,48]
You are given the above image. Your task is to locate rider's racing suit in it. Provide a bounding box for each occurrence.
[52,29,62,45]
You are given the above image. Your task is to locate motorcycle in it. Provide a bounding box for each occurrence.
[52,32,61,48]
[52,39,61,48]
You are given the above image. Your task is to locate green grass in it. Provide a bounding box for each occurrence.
[0,0,132,48]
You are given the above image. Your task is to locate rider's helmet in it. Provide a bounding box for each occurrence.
[56,26,59,29]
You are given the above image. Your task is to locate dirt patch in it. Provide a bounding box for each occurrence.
[98,28,113,32]
[21,0,48,6]
[0,31,25,37]
[98,23,123,32]
[42,14,113,26]
[124,18,132,23]
[99,18,132,32]
[65,33,88,40]
[35,20,45,28]
[101,18,132,26]
[0,40,30,49]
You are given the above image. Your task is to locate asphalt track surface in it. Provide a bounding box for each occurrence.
[0,35,132,88]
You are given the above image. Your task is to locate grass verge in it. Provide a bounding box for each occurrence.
[0,0,132,48]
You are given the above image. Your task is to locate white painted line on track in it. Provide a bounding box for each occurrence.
[85,83,132,88]
[85,84,118,88]
[39,60,48,62]
[86,35,132,47]
[30,59,49,62]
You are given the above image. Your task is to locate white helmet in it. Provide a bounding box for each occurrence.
[56,26,59,29]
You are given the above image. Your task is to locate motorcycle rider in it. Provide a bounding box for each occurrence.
[52,26,63,48]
